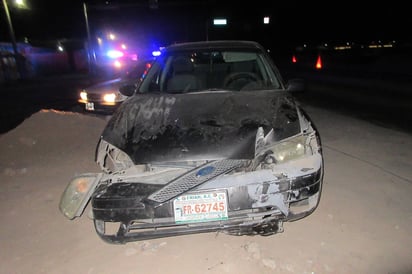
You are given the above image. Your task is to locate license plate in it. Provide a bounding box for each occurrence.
[85,102,94,111]
[173,191,228,223]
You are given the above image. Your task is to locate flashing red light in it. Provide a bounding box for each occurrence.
[292,55,297,63]
[315,55,322,69]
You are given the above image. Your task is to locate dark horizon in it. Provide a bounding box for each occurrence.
[1,1,410,48]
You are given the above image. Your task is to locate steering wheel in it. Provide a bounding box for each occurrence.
[223,72,259,90]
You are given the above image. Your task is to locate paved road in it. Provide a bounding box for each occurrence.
[286,67,412,135]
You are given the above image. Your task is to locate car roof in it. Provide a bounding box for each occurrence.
[163,40,266,53]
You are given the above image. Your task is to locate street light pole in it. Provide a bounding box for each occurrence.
[2,0,26,79]
[2,0,19,56]
[83,2,97,75]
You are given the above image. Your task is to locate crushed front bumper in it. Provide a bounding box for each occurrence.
[90,158,323,244]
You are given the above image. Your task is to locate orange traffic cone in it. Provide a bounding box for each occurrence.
[315,55,322,69]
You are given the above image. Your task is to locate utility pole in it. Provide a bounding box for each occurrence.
[2,0,18,55]
[2,0,25,79]
[83,2,96,75]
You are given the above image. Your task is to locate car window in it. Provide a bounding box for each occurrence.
[138,50,281,93]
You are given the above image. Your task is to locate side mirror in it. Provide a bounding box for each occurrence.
[119,84,136,97]
[286,78,305,93]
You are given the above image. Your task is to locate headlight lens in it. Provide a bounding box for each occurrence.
[103,93,117,103]
[80,91,88,101]
[59,173,100,220]
[263,135,309,164]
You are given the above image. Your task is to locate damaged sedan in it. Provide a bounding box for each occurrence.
[59,40,324,244]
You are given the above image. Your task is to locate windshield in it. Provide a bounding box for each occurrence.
[138,49,282,93]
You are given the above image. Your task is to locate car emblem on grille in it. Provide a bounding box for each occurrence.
[196,166,216,177]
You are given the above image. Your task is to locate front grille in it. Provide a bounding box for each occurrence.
[87,93,103,101]
[148,160,245,203]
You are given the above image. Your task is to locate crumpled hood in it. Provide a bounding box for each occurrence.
[101,90,301,163]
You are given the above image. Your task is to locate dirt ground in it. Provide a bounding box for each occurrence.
[1,106,412,274]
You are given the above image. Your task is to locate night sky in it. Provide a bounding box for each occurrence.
[1,0,410,48]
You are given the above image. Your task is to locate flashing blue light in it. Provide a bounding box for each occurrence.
[152,50,161,57]
[107,49,124,59]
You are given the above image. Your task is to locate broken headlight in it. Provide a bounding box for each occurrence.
[258,135,311,166]
[59,173,101,219]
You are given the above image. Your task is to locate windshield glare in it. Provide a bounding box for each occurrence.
[139,50,281,93]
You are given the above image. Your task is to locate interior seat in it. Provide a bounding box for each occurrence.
[167,57,201,92]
